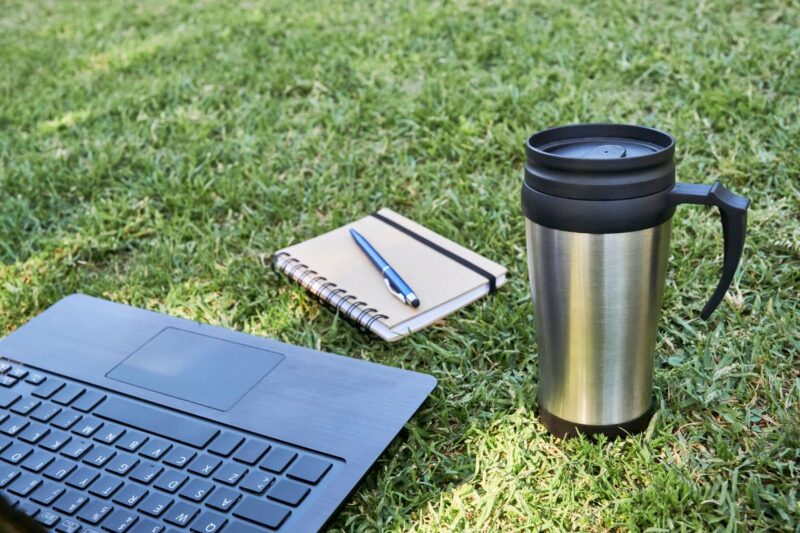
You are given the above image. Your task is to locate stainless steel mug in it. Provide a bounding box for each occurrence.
[521,124,750,439]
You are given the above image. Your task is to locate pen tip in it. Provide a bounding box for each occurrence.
[411,297,420,308]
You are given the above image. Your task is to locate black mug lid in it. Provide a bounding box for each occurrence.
[525,124,676,200]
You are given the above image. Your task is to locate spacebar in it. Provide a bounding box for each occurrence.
[94,397,219,448]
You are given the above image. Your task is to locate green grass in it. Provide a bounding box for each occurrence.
[1,0,798,530]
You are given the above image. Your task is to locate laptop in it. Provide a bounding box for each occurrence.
[0,294,436,532]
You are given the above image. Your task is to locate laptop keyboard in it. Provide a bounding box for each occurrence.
[0,360,337,532]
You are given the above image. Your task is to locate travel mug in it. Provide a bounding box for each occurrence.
[521,124,750,439]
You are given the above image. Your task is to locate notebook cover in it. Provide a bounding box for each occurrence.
[274,208,507,338]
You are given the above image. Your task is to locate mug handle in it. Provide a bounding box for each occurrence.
[669,182,750,320]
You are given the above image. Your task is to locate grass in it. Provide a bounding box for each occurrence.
[1,0,798,530]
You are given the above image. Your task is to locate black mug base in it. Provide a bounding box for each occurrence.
[539,405,654,440]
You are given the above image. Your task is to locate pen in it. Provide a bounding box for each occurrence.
[349,229,420,308]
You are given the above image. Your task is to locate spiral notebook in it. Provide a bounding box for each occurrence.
[272,208,507,341]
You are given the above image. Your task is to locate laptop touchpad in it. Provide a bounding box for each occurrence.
[107,327,285,411]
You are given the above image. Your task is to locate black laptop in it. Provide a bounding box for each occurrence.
[0,294,436,532]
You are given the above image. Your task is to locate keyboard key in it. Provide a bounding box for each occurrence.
[8,472,41,496]
[90,474,124,498]
[21,450,55,472]
[66,465,100,489]
[286,454,333,484]
[268,478,310,506]
[106,453,139,476]
[233,496,291,530]
[115,430,148,452]
[56,518,83,532]
[54,489,89,515]
[233,440,270,465]
[231,521,277,533]
[130,461,163,484]
[61,437,93,459]
[30,402,61,422]
[138,492,173,517]
[95,423,126,445]
[18,421,50,443]
[208,431,244,457]
[205,486,240,512]
[0,463,19,487]
[179,478,214,502]
[0,362,9,373]
[25,372,47,385]
[129,519,164,533]
[139,438,172,460]
[52,384,86,405]
[16,500,40,518]
[241,470,274,495]
[0,434,9,452]
[8,367,27,379]
[77,500,113,524]
[95,397,219,448]
[154,470,189,493]
[31,481,65,505]
[0,375,17,387]
[164,501,200,527]
[44,457,77,480]
[73,390,106,412]
[113,483,149,508]
[103,508,138,532]
[0,388,21,408]
[0,415,29,435]
[51,409,83,430]
[10,396,40,415]
[73,416,104,437]
[84,445,116,467]
[36,509,61,527]
[40,429,71,451]
[1,442,33,463]
[190,511,227,532]
[32,378,66,399]
[187,454,221,477]
[163,446,196,468]
[212,461,247,485]
[259,446,297,473]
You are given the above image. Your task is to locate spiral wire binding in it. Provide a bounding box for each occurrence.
[272,252,389,332]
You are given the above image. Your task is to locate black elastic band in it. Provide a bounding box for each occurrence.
[371,212,497,293]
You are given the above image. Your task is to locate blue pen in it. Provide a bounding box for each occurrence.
[349,229,420,308]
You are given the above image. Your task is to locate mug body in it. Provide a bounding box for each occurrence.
[522,123,750,438]
[522,123,678,438]
[526,220,671,434]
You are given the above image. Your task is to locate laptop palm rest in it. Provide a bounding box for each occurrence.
[106,327,285,411]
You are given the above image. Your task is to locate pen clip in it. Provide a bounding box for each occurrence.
[383,276,408,305]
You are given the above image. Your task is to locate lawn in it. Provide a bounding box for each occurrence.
[1,0,798,530]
